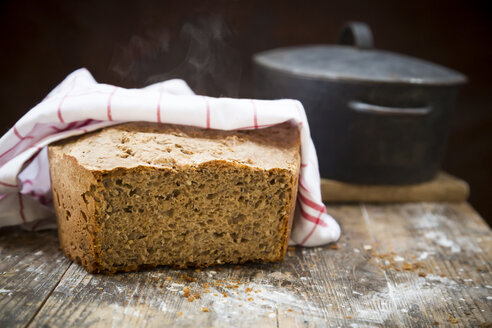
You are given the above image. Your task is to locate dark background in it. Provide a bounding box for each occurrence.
[0,0,490,223]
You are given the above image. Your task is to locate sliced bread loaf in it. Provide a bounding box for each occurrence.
[48,122,300,273]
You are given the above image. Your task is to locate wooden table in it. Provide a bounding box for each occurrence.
[1,202,491,327]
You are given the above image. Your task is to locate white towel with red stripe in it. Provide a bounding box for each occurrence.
[0,68,340,246]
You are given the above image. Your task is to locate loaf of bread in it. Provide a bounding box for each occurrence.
[48,122,300,273]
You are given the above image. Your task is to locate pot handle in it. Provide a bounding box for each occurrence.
[338,22,374,49]
[348,100,431,116]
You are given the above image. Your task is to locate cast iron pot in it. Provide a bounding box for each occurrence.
[253,22,467,185]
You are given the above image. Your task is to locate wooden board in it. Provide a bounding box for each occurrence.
[1,203,491,327]
[321,172,469,203]
[0,230,72,327]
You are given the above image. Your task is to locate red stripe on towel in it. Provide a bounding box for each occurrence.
[0,139,24,159]
[107,87,118,121]
[298,205,328,228]
[298,191,326,213]
[299,210,324,246]
[0,181,17,188]
[205,98,211,129]
[298,177,310,193]
[13,126,33,140]
[250,100,258,129]
[18,193,26,223]
[57,75,79,123]
[157,85,164,123]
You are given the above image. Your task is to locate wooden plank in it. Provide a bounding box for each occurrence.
[29,259,305,327]
[3,202,491,327]
[277,205,405,327]
[449,202,492,254]
[362,202,492,327]
[0,229,72,328]
[29,204,406,328]
[321,172,469,203]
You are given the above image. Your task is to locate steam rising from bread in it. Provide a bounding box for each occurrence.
[110,14,242,97]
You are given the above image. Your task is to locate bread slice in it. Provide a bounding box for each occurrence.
[48,122,300,273]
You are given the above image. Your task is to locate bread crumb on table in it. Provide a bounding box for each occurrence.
[182,274,197,282]
[177,312,183,317]
[201,307,210,312]
[447,314,459,324]
[402,262,413,271]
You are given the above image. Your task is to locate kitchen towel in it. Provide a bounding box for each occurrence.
[0,68,340,246]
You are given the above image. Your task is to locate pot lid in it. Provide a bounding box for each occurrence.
[253,22,467,86]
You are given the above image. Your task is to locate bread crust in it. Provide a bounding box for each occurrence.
[49,147,100,272]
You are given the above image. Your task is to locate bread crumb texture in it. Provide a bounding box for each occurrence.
[49,122,300,273]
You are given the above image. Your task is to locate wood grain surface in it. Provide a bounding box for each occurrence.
[321,172,470,203]
[0,203,491,327]
[0,230,72,327]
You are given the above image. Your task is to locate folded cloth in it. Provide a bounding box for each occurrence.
[0,68,340,246]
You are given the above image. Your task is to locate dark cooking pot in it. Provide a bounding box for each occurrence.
[253,22,467,185]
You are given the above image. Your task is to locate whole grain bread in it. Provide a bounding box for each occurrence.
[48,121,300,273]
